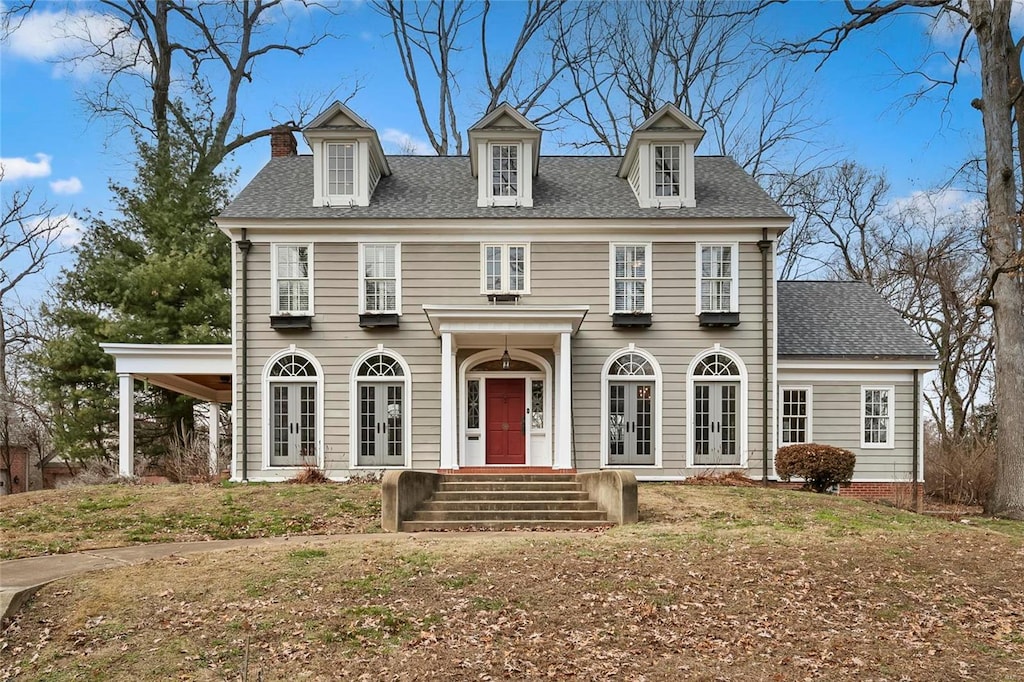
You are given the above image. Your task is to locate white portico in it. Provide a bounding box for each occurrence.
[101,344,233,477]
[422,305,588,471]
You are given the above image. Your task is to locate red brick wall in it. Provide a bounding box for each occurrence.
[838,482,919,502]
[3,445,29,494]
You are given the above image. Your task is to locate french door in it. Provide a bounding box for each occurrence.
[693,382,739,465]
[271,383,316,466]
[607,382,655,465]
[358,383,405,466]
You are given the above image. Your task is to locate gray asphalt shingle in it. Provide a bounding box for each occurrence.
[778,281,935,359]
[219,155,790,220]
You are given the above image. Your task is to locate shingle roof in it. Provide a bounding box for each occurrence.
[219,155,790,220]
[778,281,935,359]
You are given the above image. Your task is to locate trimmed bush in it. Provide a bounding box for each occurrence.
[775,443,856,493]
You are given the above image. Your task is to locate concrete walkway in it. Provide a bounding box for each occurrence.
[0,531,594,622]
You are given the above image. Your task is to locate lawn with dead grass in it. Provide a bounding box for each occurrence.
[0,482,381,560]
[2,484,1022,681]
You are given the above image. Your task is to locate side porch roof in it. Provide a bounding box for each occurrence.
[100,343,233,403]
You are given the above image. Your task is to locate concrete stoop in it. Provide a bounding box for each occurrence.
[399,474,611,531]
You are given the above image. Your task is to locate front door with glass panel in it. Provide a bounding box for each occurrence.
[693,382,739,465]
[358,383,405,466]
[271,383,316,466]
[485,378,526,464]
[608,382,655,465]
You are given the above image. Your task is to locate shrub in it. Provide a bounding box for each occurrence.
[775,443,856,493]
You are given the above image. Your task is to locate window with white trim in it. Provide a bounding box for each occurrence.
[698,244,737,313]
[862,386,894,448]
[326,142,356,198]
[481,244,529,294]
[779,387,811,445]
[653,145,681,197]
[611,244,651,313]
[352,350,411,467]
[360,243,401,314]
[491,144,519,197]
[273,244,313,315]
[264,351,321,467]
[602,349,660,466]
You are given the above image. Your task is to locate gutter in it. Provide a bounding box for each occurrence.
[758,231,772,485]
[913,368,921,511]
[237,233,251,482]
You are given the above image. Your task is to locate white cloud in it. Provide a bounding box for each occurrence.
[925,1,1024,42]
[4,6,143,78]
[381,128,430,155]
[28,214,85,247]
[0,153,52,182]
[888,188,985,223]
[49,176,83,195]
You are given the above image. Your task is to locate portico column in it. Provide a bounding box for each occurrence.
[555,331,573,469]
[208,402,220,476]
[118,373,135,476]
[440,331,457,470]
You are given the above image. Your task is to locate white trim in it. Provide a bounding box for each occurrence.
[780,370,920,384]
[270,243,315,316]
[608,242,653,314]
[321,140,359,206]
[861,385,895,449]
[422,304,588,337]
[458,348,553,468]
[260,347,325,469]
[441,333,456,470]
[771,240,779,479]
[349,346,414,469]
[555,331,572,469]
[777,385,813,446]
[686,345,749,468]
[599,345,663,468]
[118,373,135,476]
[648,143,684,208]
[479,242,531,295]
[695,242,739,315]
[358,242,402,315]
[780,359,938,371]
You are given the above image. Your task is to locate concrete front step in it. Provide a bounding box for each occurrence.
[411,509,607,522]
[441,474,578,483]
[431,490,592,502]
[439,481,582,492]
[401,519,610,532]
[420,500,600,512]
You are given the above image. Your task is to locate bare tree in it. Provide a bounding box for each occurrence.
[371,0,579,155]
[769,0,1023,519]
[1,184,69,494]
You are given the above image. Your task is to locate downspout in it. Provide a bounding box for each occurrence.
[237,233,252,482]
[757,231,772,485]
[913,368,920,511]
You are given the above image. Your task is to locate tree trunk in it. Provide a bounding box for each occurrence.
[969,0,1024,519]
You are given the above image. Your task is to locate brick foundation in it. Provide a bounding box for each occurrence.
[838,482,920,503]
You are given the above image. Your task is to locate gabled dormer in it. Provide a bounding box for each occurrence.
[468,103,542,208]
[617,104,705,209]
[303,102,391,208]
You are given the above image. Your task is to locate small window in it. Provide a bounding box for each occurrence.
[360,243,401,314]
[698,244,737,314]
[481,244,529,294]
[653,145,681,197]
[326,143,356,197]
[467,380,480,430]
[862,386,894,448]
[611,244,652,314]
[273,244,313,315]
[780,387,811,446]
[531,379,544,430]
[491,144,519,197]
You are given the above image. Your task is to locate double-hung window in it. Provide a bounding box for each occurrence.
[697,243,738,313]
[326,142,356,199]
[481,244,529,295]
[611,243,652,313]
[273,244,313,315]
[779,387,812,445]
[653,145,681,197]
[360,243,401,314]
[862,386,894,448]
[491,144,519,198]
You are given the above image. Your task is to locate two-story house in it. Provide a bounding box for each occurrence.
[104,101,935,500]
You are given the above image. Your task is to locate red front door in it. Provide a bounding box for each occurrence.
[485,378,526,464]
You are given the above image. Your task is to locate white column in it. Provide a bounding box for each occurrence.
[208,402,221,476]
[439,332,456,470]
[118,373,135,476]
[555,331,573,469]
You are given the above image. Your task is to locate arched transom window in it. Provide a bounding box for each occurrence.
[688,349,747,468]
[693,354,739,377]
[603,348,661,467]
[351,350,411,468]
[264,351,321,468]
[610,352,655,377]
[357,354,405,377]
[269,354,317,377]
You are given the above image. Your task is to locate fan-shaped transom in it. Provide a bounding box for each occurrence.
[358,353,405,377]
[269,354,317,377]
[610,352,654,377]
[694,354,739,377]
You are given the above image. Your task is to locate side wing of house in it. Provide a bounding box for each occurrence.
[777,281,937,497]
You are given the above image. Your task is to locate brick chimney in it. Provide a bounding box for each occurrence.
[270,125,297,158]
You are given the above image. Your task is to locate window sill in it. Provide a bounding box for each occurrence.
[698,311,740,328]
[270,315,313,330]
[359,313,400,328]
[612,312,653,328]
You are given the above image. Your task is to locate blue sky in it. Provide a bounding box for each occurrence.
[1,0,1015,296]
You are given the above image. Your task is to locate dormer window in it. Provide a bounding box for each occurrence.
[653,145,681,197]
[326,143,356,198]
[491,144,520,199]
